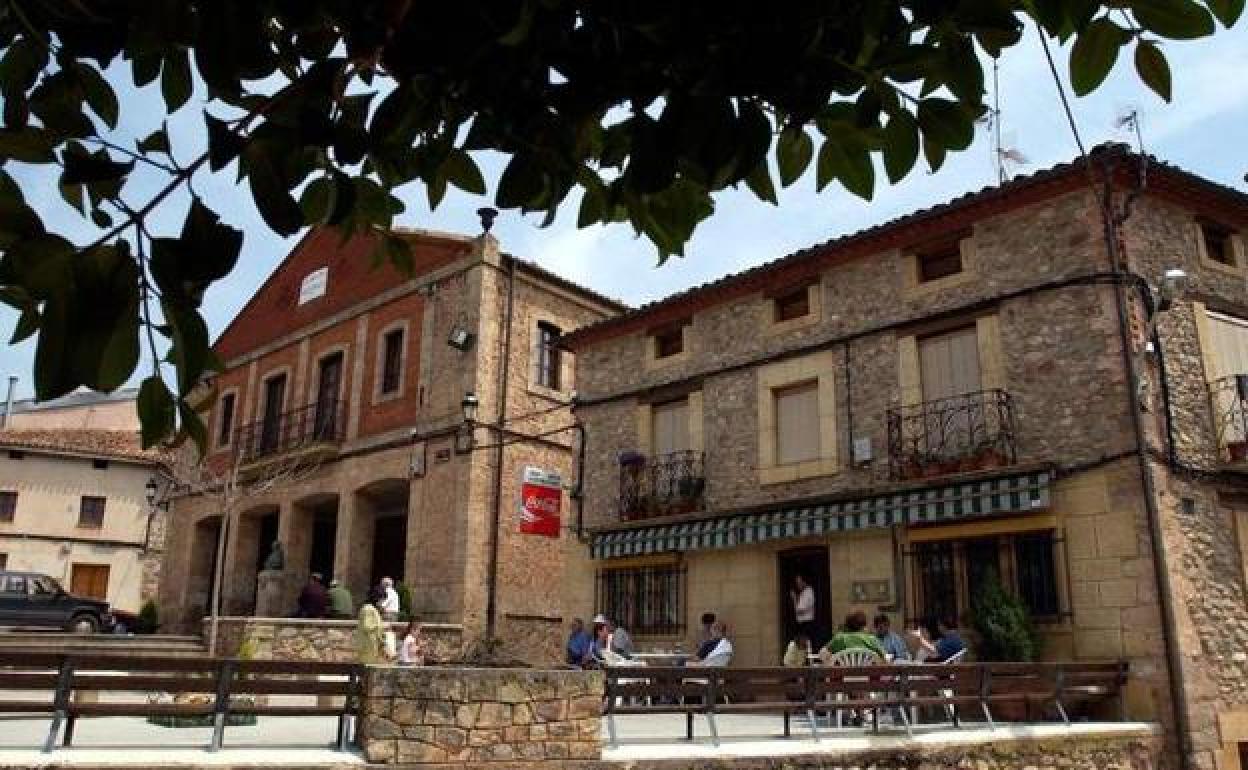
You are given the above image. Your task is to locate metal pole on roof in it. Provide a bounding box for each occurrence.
[2,376,16,428]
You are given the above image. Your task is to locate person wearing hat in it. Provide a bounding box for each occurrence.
[327,578,353,619]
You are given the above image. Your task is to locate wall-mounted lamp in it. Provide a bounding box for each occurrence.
[1156,268,1188,313]
[461,392,480,424]
[447,326,475,351]
[145,477,158,507]
[455,392,480,453]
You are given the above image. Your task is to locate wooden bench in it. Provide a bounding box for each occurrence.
[602,660,1129,746]
[0,652,363,753]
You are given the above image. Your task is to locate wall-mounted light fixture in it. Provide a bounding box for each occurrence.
[447,326,474,351]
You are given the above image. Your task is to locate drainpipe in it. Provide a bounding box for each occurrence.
[2,376,16,428]
[571,421,587,540]
[484,233,516,642]
[1098,156,1193,768]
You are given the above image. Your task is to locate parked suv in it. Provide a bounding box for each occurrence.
[0,571,114,633]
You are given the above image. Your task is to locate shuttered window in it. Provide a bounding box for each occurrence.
[652,399,690,457]
[775,381,820,465]
[1206,312,1248,381]
[919,326,982,401]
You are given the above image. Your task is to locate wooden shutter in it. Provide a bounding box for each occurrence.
[652,399,690,457]
[70,564,110,600]
[919,326,982,401]
[775,382,820,464]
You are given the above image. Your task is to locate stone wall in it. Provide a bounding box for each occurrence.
[359,667,602,764]
[207,617,464,663]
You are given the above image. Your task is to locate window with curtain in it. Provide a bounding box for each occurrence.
[1206,312,1248,445]
[652,398,690,457]
[775,381,820,465]
[535,321,562,389]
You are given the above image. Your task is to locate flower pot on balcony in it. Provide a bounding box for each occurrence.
[619,450,647,468]
[1228,440,1248,463]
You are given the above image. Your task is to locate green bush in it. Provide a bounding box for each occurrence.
[137,599,160,634]
[396,583,413,622]
[971,571,1039,662]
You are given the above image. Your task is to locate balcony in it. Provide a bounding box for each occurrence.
[618,450,706,522]
[1211,374,1248,466]
[236,401,345,467]
[887,389,1017,481]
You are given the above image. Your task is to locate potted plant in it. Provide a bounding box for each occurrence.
[971,571,1040,721]
[618,450,647,468]
[1228,440,1248,463]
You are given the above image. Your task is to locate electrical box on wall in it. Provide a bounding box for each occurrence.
[852,437,873,465]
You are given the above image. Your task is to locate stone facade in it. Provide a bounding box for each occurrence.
[563,147,1248,768]
[160,227,623,666]
[208,617,464,663]
[359,667,603,764]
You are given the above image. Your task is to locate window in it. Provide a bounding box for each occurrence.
[314,354,344,439]
[78,496,106,529]
[0,490,15,522]
[535,322,562,390]
[1201,221,1235,266]
[909,532,1062,624]
[0,553,6,570]
[380,329,404,395]
[773,286,811,323]
[217,392,236,448]
[92,459,109,470]
[917,241,963,282]
[595,564,685,636]
[0,574,26,594]
[775,382,820,465]
[260,373,287,453]
[651,398,690,457]
[919,326,981,402]
[654,327,684,359]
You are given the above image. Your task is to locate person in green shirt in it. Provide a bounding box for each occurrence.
[327,579,353,619]
[821,611,886,660]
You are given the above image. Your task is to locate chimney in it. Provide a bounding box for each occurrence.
[2,376,16,429]
[471,207,501,267]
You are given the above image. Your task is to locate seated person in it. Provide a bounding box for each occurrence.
[565,618,592,666]
[585,621,610,667]
[694,612,717,649]
[911,617,966,663]
[607,618,634,658]
[820,611,886,660]
[688,621,733,667]
[873,614,910,661]
[783,634,811,667]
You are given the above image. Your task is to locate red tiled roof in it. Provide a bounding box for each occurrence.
[0,430,167,465]
[561,144,1248,349]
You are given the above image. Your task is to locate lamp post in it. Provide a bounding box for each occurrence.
[1138,268,1188,405]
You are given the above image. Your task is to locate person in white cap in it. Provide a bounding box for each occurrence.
[378,576,400,620]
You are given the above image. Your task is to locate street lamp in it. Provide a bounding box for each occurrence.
[456,392,480,453]
[461,392,480,424]
[1138,267,1188,406]
[145,477,158,507]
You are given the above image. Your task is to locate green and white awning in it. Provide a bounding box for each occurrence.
[590,470,1051,559]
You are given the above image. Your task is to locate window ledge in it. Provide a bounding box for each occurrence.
[372,388,404,406]
[759,458,839,485]
[645,350,690,370]
[526,382,572,404]
[904,270,976,298]
[1200,255,1245,276]
[764,312,821,336]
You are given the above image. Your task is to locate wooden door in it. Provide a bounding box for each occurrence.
[314,353,344,439]
[70,564,110,600]
[260,374,287,452]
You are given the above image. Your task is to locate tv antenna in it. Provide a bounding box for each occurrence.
[1115,106,1146,154]
[981,58,1029,183]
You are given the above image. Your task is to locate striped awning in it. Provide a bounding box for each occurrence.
[590,469,1051,559]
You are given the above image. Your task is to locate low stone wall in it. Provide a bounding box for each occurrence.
[206,617,464,662]
[359,666,602,765]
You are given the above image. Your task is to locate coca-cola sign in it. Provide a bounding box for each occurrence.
[519,466,562,537]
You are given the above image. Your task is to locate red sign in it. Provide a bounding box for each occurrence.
[519,466,562,537]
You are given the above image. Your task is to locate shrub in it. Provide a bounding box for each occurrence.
[137,599,160,634]
[396,582,413,622]
[971,570,1039,662]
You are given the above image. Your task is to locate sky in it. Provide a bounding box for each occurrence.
[2,24,1247,402]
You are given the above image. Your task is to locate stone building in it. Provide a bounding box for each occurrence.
[562,145,1248,768]
[0,389,167,618]
[159,224,623,663]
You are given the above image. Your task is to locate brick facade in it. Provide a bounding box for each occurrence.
[564,147,1248,769]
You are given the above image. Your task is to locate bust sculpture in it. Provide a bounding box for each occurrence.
[262,541,285,571]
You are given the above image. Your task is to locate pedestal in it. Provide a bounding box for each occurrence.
[254,570,287,617]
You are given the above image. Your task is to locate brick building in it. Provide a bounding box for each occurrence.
[160,224,623,663]
[562,145,1248,768]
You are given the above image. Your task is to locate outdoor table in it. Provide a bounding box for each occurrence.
[632,652,691,665]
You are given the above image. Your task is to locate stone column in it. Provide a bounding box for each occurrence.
[334,488,375,605]
[277,500,309,613]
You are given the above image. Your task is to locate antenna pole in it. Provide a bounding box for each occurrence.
[992,57,1005,183]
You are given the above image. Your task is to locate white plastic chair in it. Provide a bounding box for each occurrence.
[825,648,883,728]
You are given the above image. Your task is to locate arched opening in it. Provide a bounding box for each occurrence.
[187,514,223,622]
[346,479,409,602]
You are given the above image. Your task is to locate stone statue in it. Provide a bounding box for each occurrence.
[262,541,285,572]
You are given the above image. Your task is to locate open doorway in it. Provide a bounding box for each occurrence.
[777,546,832,650]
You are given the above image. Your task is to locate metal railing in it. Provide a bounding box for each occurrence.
[595,564,686,637]
[618,450,706,522]
[1211,374,1248,464]
[236,400,345,464]
[887,389,1017,481]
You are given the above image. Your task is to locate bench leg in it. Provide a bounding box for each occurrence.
[706,712,720,747]
[806,708,820,742]
[62,714,76,747]
[981,702,995,730]
[1055,699,1071,727]
[686,712,693,741]
[606,714,618,748]
[897,702,914,739]
[43,711,65,754]
[336,713,350,752]
[783,711,790,738]
[209,712,226,752]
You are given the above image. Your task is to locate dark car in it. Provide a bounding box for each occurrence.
[0,571,114,633]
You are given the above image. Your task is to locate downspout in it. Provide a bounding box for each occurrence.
[1098,157,1192,768]
[571,420,587,540]
[484,255,516,641]
[2,376,16,428]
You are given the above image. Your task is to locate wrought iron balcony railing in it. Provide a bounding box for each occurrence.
[236,400,345,464]
[1211,374,1248,464]
[887,388,1017,481]
[619,450,706,522]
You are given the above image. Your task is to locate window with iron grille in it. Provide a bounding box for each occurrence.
[914,541,958,624]
[78,496,106,529]
[909,531,1063,624]
[381,328,405,395]
[0,490,15,522]
[1014,532,1060,617]
[595,564,685,636]
[535,321,562,390]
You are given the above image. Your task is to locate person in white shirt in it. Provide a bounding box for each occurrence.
[688,622,733,667]
[378,577,400,620]
[790,574,816,642]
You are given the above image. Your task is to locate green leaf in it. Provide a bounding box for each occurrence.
[138,376,177,449]
[443,149,486,196]
[577,181,608,228]
[300,176,336,225]
[1132,0,1217,38]
[11,306,39,344]
[1069,18,1131,96]
[0,128,57,163]
[776,127,814,187]
[882,111,920,184]
[917,98,976,151]
[61,150,135,185]
[1134,40,1172,101]
[205,113,245,171]
[1204,0,1245,26]
[161,48,193,112]
[137,126,171,155]
[73,63,119,129]
[496,153,546,209]
[177,401,208,454]
[743,161,778,205]
[816,137,875,199]
[246,149,303,236]
[923,136,948,172]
